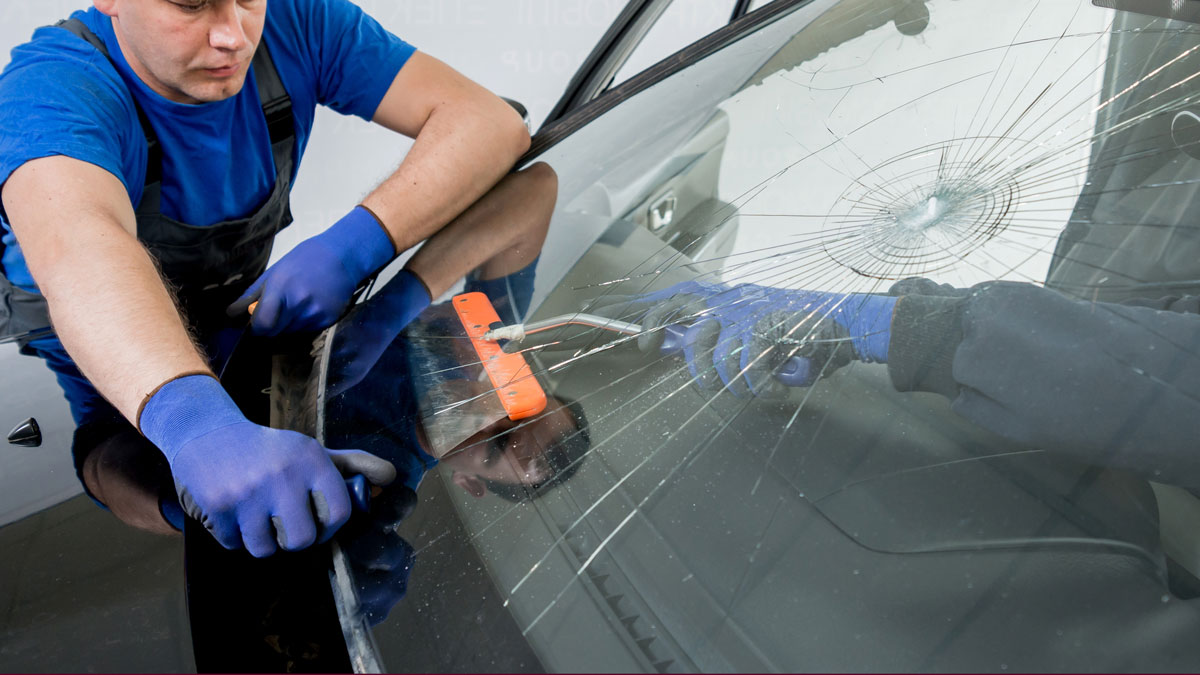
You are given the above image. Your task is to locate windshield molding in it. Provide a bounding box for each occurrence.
[542,0,671,126]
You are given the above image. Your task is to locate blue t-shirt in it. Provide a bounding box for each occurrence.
[0,0,416,292]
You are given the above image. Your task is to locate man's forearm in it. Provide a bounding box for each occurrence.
[41,236,210,423]
[406,162,555,298]
[4,157,211,424]
[363,59,531,255]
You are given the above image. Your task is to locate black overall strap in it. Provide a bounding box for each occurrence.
[55,18,162,185]
[52,17,294,188]
[252,38,294,147]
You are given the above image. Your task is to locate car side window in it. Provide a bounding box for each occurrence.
[608,0,738,90]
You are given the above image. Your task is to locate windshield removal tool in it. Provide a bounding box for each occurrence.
[453,293,547,421]
[485,313,813,387]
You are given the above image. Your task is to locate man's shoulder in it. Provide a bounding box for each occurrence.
[264,0,335,35]
[264,0,381,45]
[0,9,142,198]
[4,9,108,73]
[266,0,361,23]
[262,0,414,119]
[0,10,134,119]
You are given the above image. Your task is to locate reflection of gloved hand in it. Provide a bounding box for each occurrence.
[228,206,395,336]
[591,281,896,397]
[140,375,397,557]
[326,269,432,399]
[340,487,418,626]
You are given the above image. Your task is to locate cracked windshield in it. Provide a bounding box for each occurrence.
[322,0,1200,670]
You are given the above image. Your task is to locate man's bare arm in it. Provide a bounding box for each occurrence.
[406,162,557,298]
[2,156,209,423]
[363,52,532,253]
[5,156,395,556]
[226,52,531,336]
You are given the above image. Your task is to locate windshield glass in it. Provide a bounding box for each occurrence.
[322,0,1200,670]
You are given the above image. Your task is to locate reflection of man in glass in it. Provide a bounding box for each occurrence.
[325,290,592,503]
[333,392,589,628]
[434,388,589,502]
[319,156,590,503]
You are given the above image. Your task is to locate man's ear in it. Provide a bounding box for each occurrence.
[451,472,488,498]
[94,0,118,18]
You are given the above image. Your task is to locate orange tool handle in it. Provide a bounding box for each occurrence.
[453,292,547,421]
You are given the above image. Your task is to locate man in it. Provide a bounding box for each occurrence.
[0,0,530,556]
[76,161,582,544]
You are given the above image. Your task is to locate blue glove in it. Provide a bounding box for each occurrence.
[140,374,397,557]
[712,287,895,396]
[326,269,432,399]
[340,486,418,627]
[589,281,896,397]
[228,206,395,336]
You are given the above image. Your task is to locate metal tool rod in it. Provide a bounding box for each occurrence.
[484,314,643,342]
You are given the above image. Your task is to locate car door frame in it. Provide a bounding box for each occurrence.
[530,0,813,158]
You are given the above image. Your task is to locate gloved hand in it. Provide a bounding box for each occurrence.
[228,206,395,336]
[589,280,896,397]
[140,374,397,557]
[340,486,418,626]
[325,268,432,399]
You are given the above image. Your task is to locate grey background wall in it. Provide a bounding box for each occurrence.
[0,0,624,526]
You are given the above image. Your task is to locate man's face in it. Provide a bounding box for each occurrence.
[94,0,266,104]
[441,400,580,498]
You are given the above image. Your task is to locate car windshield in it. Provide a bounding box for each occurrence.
[320,0,1200,670]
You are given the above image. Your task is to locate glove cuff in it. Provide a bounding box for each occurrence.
[380,268,433,322]
[774,290,897,363]
[324,206,397,282]
[845,294,898,363]
[138,374,246,465]
[886,294,964,397]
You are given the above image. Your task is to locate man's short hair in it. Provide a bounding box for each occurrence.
[482,396,590,503]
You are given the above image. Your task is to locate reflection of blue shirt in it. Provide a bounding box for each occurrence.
[0,0,415,291]
[317,275,538,491]
[325,335,439,493]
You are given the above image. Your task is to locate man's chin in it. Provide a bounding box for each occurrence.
[183,76,249,104]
